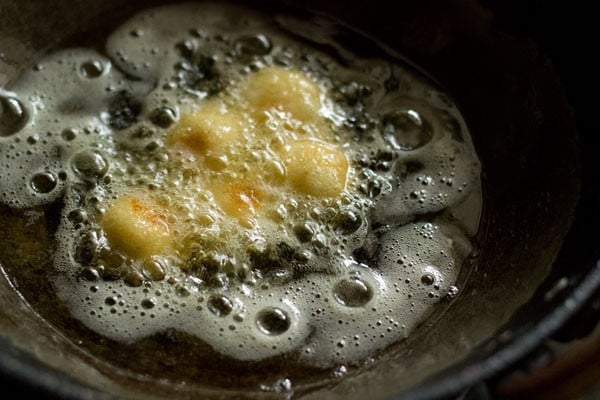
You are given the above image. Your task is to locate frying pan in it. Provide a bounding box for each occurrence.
[0,0,598,399]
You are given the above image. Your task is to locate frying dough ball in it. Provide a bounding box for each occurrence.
[168,100,245,157]
[283,139,348,197]
[209,179,263,226]
[101,194,172,258]
[241,66,322,126]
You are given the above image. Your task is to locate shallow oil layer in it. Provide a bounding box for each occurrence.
[0,1,481,391]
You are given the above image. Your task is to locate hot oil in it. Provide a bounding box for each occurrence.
[0,2,481,395]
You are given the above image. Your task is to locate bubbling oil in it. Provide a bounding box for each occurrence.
[0,1,481,391]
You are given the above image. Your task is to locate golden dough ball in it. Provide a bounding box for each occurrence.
[210,179,263,223]
[101,195,172,259]
[241,66,322,125]
[168,100,245,156]
[283,139,348,198]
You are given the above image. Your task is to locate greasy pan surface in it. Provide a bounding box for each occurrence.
[0,0,597,399]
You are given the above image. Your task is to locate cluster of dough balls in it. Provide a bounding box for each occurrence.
[101,67,349,261]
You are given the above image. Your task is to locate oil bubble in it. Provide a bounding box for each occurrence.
[61,128,77,141]
[142,258,166,281]
[80,60,104,78]
[72,150,108,179]
[235,34,272,58]
[446,285,459,300]
[30,172,57,194]
[80,267,100,282]
[333,277,373,307]
[105,296,117,306]
[74,230,102,265]
[207,294,233,317]
[149,106,177,128]
[68,209,88,224]
[141,298,156,309]
[294,222,315,243]
[256,307,290,336]
[0,95,28,137]
[383,107,433,151]
[332,210,362,235]
[124,270,144,287]
[420,273,435,286]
